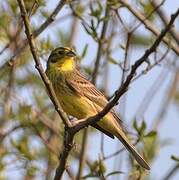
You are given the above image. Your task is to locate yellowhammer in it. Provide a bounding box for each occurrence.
[46,47,150,170]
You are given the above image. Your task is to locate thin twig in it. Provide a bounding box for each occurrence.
[130,0,166,33]
[0,125,24,141]
[66,166,75,180]
[17,0,67,53]
[76,128,88,180]
[33,0,67,37]
[103,148,125,161]
[121,32,132,84]
[0,0,67,71]
[3,57,16,118]
[132,47,170,82]
[35,109,62,136]
[135,67,169,120]
[151,0,179,45]
[162,164,179,180]
[77,3,111,178]
[118,0,179,55]
[92,2,110,84]
[31,124,59,156]
[2,19,24,122]
[0,43,10,56]
[17,0,71,128]
[153,70,179,128]
[27,0,39,17]
[119,31,132,118]
[68,3,79,46]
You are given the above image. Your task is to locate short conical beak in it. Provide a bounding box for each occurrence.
[66,51,76,57]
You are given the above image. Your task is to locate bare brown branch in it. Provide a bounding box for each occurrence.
[73,8,179,132]
[53,7,179,179]
[17,0,71,128]
[163,164,179,180]
[119,0,179,55]
[92,3,110,84]
[151,0,179,45]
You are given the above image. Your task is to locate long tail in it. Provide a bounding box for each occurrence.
[116,130,150,170]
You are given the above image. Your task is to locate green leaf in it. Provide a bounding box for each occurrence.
[89,0,103,19]
[144,131,157,138]
[131,34,153,46]
[27,165,39,177]
[133,120,139,132]
[83,66,93,76]
[40,10,50,19]
[82,23,93,36]
[106,171,124,178]
[140,121,146,135]
[139,1,155,21]
[90,161,98,172]
[82,173,99,179]
[109,57,119,65]
[0,162,5,172]
[75,4,85,17]
[21,105,32,115]
[107,1,121,9]
[8,0,18,14]
[98,160,106,174]
[89,159,106,176]
[81,44,88,58]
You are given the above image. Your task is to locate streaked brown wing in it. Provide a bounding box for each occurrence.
[66,70,123,127]
[66,70,108,107]
[65,71,115,138]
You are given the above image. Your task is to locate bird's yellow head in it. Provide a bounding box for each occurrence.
[47,47,76,72]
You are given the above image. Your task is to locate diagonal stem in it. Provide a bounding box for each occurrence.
[119,0,179,55]
[17,0,71,128]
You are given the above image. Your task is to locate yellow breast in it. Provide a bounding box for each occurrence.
[55,87,97,119]
[46,68,97,119]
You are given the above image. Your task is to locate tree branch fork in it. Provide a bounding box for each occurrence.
[16,0,179,179]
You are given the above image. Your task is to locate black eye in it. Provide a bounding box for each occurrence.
[58,50,63,55]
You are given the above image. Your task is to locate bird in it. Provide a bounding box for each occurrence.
[45,46,150,170]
